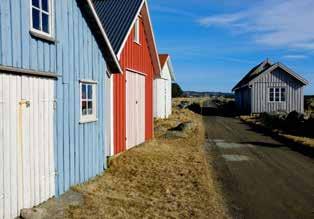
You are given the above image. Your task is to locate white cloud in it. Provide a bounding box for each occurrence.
[282,54,308,60]
[197,0,314,50]
[197,12,248,27]
[151,5,195,17]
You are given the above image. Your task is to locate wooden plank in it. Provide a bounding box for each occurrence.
[48,79,55,198]
[63,84,70,191]
[22,76,31,208]
[0,0,12,66]
[0,65,58,78]
[11,0,22,67]
[0,74,4,219]
[33,77,40,205]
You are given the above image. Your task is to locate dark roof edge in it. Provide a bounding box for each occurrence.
[232,59,271,91]
[86,0,122,73]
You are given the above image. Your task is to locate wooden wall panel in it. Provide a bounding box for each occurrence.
[113,14,155,154]
[0,74,55,219]
[0,0,109,204]
[251,68,304,113]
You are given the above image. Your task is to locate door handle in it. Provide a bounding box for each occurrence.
[19,99,31,107]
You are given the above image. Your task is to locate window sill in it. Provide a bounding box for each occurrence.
[79,117,98,124]
[30,30,56,43]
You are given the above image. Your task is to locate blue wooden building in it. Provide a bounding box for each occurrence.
[0,0,121,218]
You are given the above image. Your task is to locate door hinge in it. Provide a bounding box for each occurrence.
[51,171,59,176]
[19,99,31,108]
[53,100,57,110]
[0,193,4,199]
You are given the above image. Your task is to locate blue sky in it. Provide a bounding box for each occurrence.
[149,0,314,94]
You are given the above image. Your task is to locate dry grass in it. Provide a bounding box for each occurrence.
[66,100,229,219]
[240,115,314,149]
[279,134,314,149]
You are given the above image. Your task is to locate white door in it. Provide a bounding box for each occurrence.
[126,71,145,149]
[0,74,55,219]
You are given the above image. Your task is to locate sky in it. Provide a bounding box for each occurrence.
[149,0,314,94]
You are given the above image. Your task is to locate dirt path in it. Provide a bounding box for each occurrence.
[204,116,314,219]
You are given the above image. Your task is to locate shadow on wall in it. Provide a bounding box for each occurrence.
[187,100,239,117]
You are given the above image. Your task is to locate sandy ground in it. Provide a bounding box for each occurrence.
[204,116,314,219]
[64,102,229,218]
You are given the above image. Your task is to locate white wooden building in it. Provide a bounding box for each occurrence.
[154,54,176,119]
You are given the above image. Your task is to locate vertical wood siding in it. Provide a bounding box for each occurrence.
[251,68,304,113]
[154,63,173,119]
[113,14,155,154]
[54,0,107,195]
[0,0,56,73]
[0,0,108,205]
[0,74,55,219]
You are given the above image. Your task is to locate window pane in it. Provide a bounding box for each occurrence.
[281,88,286,101]
[134,18,139,43]
[32,0,40,8]
[269,88,274,101]
[270,92,274,101]
[88,101,93,115]
[87,85,93,99]
[32,9,40,30]
[82,84,87,99]
[42,13,49,33]
[42,0,49,12]
[82,101,87,115]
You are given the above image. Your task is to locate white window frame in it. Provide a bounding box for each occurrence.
[134,17,140,44]
[30,0,54,40]
[269,87,286,103]
[80,80,97,124]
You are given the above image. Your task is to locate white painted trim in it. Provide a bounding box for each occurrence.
[0,65,59,78]
[144,0,161,72]
[133,17,140,44]
[117,0,145,57]
[109,76,114,156]
[79,79,98,84]
[29,0,55,39]
[160,56,175,81]
[79,81,97,124]
[115,0,161,76]
[126,68,147,76]
[86,0,122,73]
[268,86,287,103]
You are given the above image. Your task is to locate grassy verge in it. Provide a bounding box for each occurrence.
[66,100,229,218]
[240,115,314,149]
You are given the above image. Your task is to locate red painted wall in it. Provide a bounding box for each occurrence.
[113,15,155,154]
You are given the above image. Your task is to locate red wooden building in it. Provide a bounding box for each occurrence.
[93,0,161,154]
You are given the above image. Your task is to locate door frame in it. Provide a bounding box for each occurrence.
[125,70,146,149]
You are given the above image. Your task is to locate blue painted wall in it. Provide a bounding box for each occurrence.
[0,0,108,195]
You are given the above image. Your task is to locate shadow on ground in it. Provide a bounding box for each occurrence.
[188,101,239,117]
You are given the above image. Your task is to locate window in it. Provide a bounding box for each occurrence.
[134,17,140,44]
[30,0,53,37]
[80,82,97,123]
[281,88,286,102]
[269,87,286,102]
[269,88,274,102]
